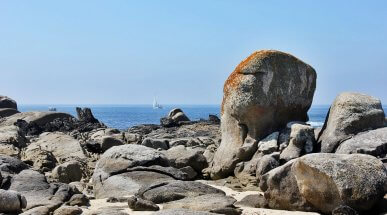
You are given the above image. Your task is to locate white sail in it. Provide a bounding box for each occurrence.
[153,97,163,109]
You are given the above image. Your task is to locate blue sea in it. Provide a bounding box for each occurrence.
[17,105,386,130]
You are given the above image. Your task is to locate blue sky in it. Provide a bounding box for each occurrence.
[0,1,386,105]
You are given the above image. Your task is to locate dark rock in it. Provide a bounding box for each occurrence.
[256,153,279,180]
[332,205,359,215]
[0,108,19,118]
[160,108,190,127]
[0,96,17,110]
[106,197,128,203]
[318,92,385,153]
[76,107,99,123]
[0,155,29,175]
[208,114,220,124]
[101,136,124,152]
[211,50,316,179]
[127,196,159,211]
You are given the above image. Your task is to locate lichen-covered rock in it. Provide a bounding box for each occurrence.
[336,127,387,156]
[260,153,387,213]
[210,50,316,179]
[317,92,385,153]
[21,147,57,172]
[0,125,28,148]
[0,95,17,109]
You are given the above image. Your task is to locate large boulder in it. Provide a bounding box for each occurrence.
[21,147,57,172]
[92,144,171,198]
[0,189,27,213]
[336,127,387,157]
[260,153,387,213]
[160,108,190,127]
[317,92,385,153]
[27,132,86,163]
[93,144,169,182]
[51,161,82,183]
[163,145,208,173]
[0,95,17,109]
[0,111,74,127]
[210,50,317,179]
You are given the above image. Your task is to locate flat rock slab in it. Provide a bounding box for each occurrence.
[162,194,236,212]
[0,111,74,127]
[28,132,86,162]
[138,181,225,204]
[153,209,218,215]
[94,171,175,199]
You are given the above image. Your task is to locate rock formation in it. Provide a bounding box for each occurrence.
[210,50,317,179]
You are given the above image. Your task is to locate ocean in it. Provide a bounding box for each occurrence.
[17,104,327,130]
[17,105,386,130]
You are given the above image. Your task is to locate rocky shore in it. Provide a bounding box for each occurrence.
[1,50,386,215]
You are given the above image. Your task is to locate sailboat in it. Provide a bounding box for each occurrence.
[153,97,163,109]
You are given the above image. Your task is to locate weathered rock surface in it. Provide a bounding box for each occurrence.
[0,95,17,109]
[67,194,89,206]
[160,108,190,127]
[162,194,237,213]
[317,92,385,153]
[141,138,169,150]
[163,145,207,173]
[336,127,387,156]
[211,50,317,179]
[52,161,82,183]
[0,143,20,157]
[9,169,57,209]
[94,171,175,198]
[21,147,57,172]
[0,155,28,182]
[0,108,19,118]
[260,153,387,213]
[27,132,86,163]
[53,206,82,215]
[0,125,27,148]
[280,123,315,163]
[76,107,99,123]
[127,196,159,211]
[137,181,225,204]
[153,209,217,215]
[0,111,74,127]
[0,189,27,213]
[93,144,169,182]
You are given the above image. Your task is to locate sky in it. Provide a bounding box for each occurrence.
[0,1,386,105]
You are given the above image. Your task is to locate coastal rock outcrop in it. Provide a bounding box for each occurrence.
[317,92,385,153]
[260,153,387,213]
[210,50,317,179]
[0,108,19,118]
[160,108,190,127]
[0,95,17,110]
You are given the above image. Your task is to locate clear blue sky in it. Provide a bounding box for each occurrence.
[1,1,386,105]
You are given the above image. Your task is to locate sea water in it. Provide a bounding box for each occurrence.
[18,104,341,130]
